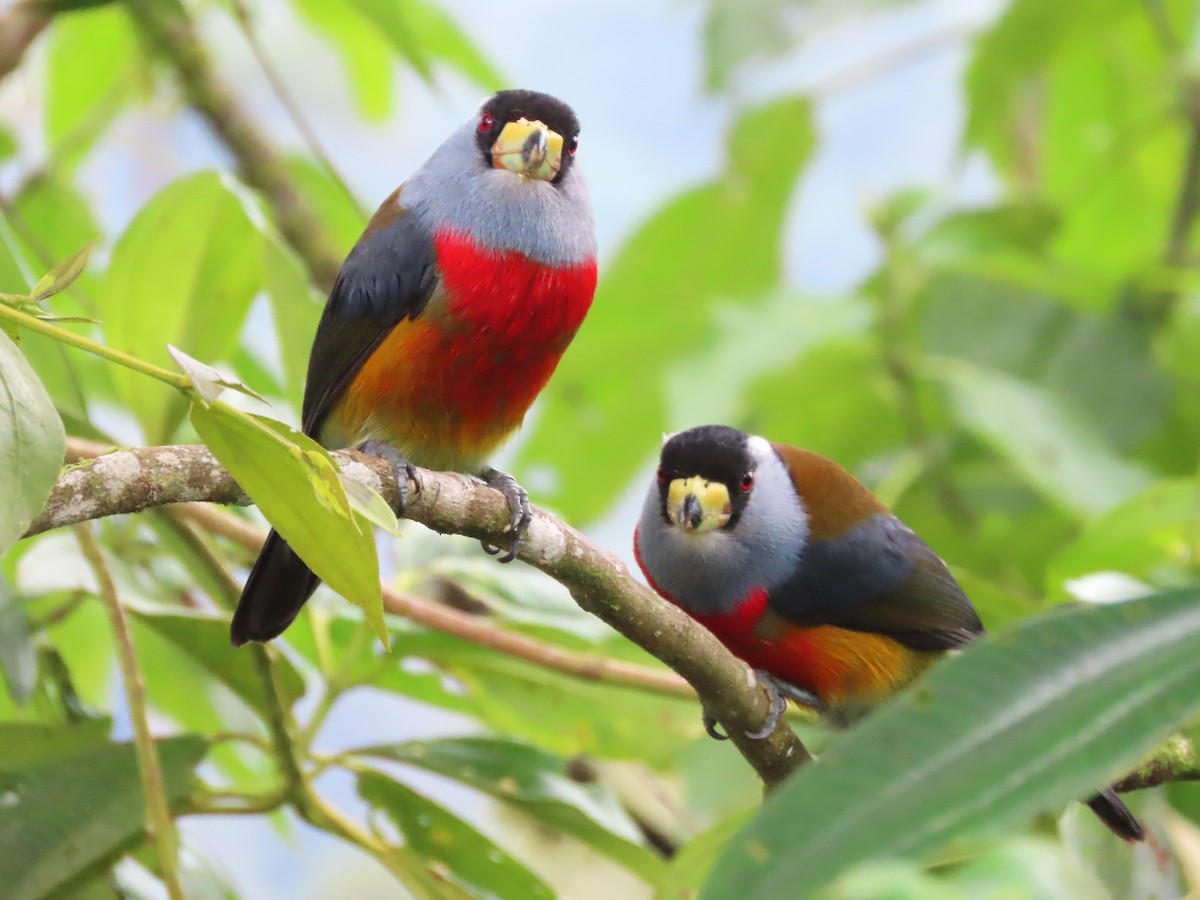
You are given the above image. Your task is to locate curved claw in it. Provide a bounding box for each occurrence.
[360,441,421,515]
[745,672,789,741]
[703,713,729,741]
[480,467,532,563]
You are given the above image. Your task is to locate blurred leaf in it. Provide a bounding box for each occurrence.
[290,0,397,120]
[44,3,143,169]
[130,606,305,716]
[357,770,555,899]
[0,719,111,773]
[0,576,36,705]
[285,157,366,254]
[965,0,1181,295]
[920,275,1173,451]
[701,0,798,92]
[702,585,1200,899]
[0,327,66,555]
[1046,478,1200,600]
[43,596,113,711]
[0,125,16,162]
[190,402,386,642]
[937,359,1151,517]
[357,736,659,877]
[378,0,503,89]
[655,809,751,899]
[167,344,265,405]
[377,630,697,763]
[263,234,323,411]
[519,97,815,519]
[1060,796,1181,899]
[0,735,206,900]
[5,182,109,422]
[99,172,263,443]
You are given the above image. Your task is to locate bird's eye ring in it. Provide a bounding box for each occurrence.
[567,135,579,157]
[740,472,755,492]
[478,114,495,133]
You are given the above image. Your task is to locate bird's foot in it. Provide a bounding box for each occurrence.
[478,467,532,563]
[360,441,421,515]
[702,712,728,741]
[745,670,825,741]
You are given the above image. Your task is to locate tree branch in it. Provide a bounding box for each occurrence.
[0,2,49,84]
[28,440,810,787]
[1113,734,1200,793]
[124,0,343,289]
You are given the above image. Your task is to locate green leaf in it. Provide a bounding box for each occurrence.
[376,630,697,764]
[130,606,305,716]
[44,3,142,169]
[357,736,659,877]
[357,770,555,899]
[189,401,386,642]
[166,344,265,405]
[366,0,503,89]
[340,476,400,536]
[937,359,1151,517]
[0,719,111,773]
[518,97,815,520]
[262,234,323,411]
[1046,478,1200,600]
[0,576,36,705]
[99,172,264,443]
[0,735,207,900]
[291,0,396,120]
[701,586,1200,899]
[0,327,66,555]
[0,125,16,162]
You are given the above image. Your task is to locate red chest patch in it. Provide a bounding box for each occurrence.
[434,228,596,349]
[335,229,596,467]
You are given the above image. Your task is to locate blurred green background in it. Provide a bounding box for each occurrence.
[2,0,1200,897]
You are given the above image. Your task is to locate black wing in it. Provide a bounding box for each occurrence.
[770,514,984,651]
[301,212,439,436]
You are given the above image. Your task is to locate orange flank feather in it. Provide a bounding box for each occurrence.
[771,444,889,540]
[686,588,935,711]
[327,228,596,471]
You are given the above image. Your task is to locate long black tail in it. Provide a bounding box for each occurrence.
[230,529,321,646]
[1086,787,1144,842]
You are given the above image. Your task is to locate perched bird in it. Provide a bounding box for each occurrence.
[634,424,1143,842]
[232,90,597,645]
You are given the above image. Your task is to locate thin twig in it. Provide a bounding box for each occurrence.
[73,525,185,900]
[1113,734,1200,793]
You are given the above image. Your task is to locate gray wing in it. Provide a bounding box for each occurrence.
[769,514,984,651]
[301,213,439,436]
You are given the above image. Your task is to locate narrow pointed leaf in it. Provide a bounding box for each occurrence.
[358,770,555,899]
[702,587,1200,899]
[0,328,66,555]
[189,401,386,643]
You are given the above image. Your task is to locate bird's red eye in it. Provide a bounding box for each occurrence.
[478,114,494,133]
[567,135,579,157]
[656,468,667,484]
[740,472,755,492]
